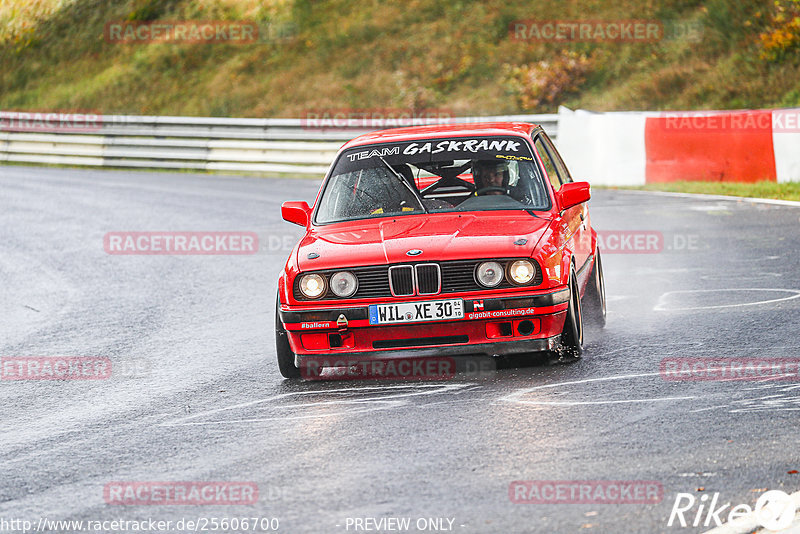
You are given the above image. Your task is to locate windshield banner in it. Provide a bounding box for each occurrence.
[333,136,534,174]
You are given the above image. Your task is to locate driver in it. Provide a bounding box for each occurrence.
[473,160,510,195]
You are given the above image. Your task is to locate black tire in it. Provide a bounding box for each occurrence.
[275,296,301,379]
[582,248,607,328]
[558,271,584,361]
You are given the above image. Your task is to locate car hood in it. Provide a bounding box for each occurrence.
[296,212,552,271]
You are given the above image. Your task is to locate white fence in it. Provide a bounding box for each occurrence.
[557,106,800,184]
[0,113,558,176]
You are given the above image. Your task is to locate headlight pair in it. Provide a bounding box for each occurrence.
[476,260,536,287]
[299,271,358,299]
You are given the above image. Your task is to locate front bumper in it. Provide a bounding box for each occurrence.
[279,288,570,364]
[292,336,561,366]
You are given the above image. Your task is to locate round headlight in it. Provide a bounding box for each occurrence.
[476,261,504,287]
[299,273,326,298]
[330,271,358,298]
[508,260,535,285]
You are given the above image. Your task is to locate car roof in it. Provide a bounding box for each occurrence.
[341,122,541,150]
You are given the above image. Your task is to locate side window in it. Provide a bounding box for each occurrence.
[542,134,573,183]
[534,137,562,192]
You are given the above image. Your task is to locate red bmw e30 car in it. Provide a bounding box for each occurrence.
[276,122,606,379]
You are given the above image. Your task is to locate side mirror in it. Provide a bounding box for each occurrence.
[557,181,591,211]
[281,201,311,227]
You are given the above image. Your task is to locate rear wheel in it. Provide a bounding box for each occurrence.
[557,271,584,362]
[275,296,301,379]
[583,249,607,328]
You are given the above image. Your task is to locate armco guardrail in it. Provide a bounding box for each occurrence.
[0,113,558,176]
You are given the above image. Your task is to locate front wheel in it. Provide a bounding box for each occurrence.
[557,272,584,361]
[583,249,607,328]
[275,297,301,379]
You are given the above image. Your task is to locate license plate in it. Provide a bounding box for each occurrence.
[369,299,464,325]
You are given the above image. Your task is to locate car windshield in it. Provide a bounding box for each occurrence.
[314,135,550,224]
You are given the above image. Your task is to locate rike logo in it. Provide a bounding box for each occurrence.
[668,490,797,530]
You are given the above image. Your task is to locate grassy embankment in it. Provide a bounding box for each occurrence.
[607,181,800,201]
[1,0,799,195]
[2,0,799,116]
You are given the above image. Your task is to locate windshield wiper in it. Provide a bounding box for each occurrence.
[378,156,428,214]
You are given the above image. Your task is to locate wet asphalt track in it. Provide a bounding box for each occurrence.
[1,165,799,534]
